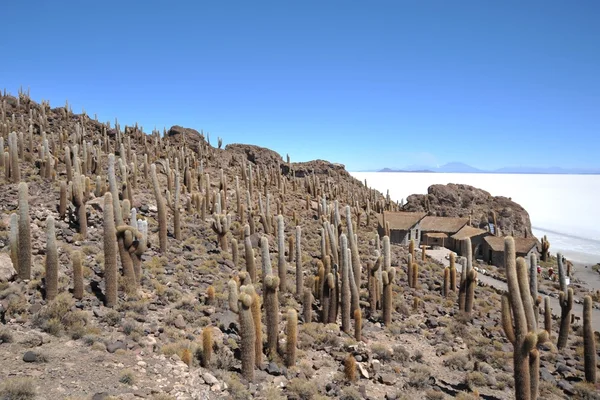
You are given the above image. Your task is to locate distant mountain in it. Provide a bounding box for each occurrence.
[376,162,600,175]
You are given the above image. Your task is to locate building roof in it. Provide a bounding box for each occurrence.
[484,236,538,254]
[424,232,448,239]
[378,211,426,230]
[452,225,488,240]
[420,216,469,234]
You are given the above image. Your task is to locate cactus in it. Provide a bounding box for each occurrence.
[72,173,87,238]
[238,289,255,382]
[231,237,239,267]
[443,267,450,297]
[172,171,181,240]
[243,225,256,282]
[382,268,396,326]
[303,289,312,323]
[540,235,550,262]
[295,225,302,296]
[344,354,357,382]
[211,213,231,252]
[408,239,415,259]
[340,234,351,333]
[71,250,84,300]
[276,215,287,293]
[501,237,548,400]
[354,308,362,341]
[9,213,19,274]
[261,236,280,357]
[59,181,67,218]
[44,216,59,301]
[150,164,168,252]
[285,309,297,367]
[17,182,31,280]
[458,238,477,315]
[369,254,381,315]
[227,279,239,313]
[449,252,457,290]
[557,287,573,350]
[529,253,541,324]
[103,192,118,307]
[201,326,213,368]
[250,289,263,368]
[345,205,361,296]
[543,296,551,338]
[583,296,597,383]
[8,131,20,183]
[206,286,215,306]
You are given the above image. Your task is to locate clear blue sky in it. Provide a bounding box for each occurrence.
[2,1,599,171]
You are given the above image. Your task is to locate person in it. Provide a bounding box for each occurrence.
[548,267,554,278]
[537,265,542,274]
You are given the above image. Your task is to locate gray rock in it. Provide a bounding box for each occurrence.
[106,341,127,353]
[92,393,111,400]
[540,368,555,383]
[23,351,37,362]
[0,253,16,283]
[557,380,575,395]
[266,362,281,376]
[379,373,397,385]
[173,314,186,329]
[202,372,219,385]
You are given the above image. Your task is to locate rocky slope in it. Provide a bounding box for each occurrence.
[402,184,534,238]
[0,91,596,400]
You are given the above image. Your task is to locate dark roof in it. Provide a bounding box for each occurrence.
[420,216,469,234]
[484,236,538,254]
[378,211,426,230]
[452,225,488,240]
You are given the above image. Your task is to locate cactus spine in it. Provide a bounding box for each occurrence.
[583,296,597,383]
[103,192,118,307]
[285,309,297,367]
[18,182,31,280]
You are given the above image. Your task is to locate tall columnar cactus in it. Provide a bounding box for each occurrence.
[557,287,573,350]
[243,225,256,283]
[340,234,351,333]
[103,192,118,308]
[285,309,298,367]
[382,267,396,326]
[408,239,415,260]
[227,279,239,313]
[250,289,263,368]
[303,289,312,323]
[211,213,231,252]
[150,164,168,252]
[449,252,457,290]
[45,216,58,301]
[583,296,597,383]
[9,213,19,274]
[18,182,31,280]
[8,131,20,183]
[261,236,280,357]
[354,308,362,341]
[540,235,550,262]
[529,253,541,323]
[231,237,239,267]
[543,297,552,338]
[201,326,213,368]
[276,215,287,293]
[345,205,361,294]
[238,288,256,382]
[172,171,181,240]
[72,173,87,238]
[369,253,381,315]
[458,238,477,315]
[501,237,548,400]
[443,267,450,297]
[295,225,302,296]
[59,181,67,218]
[72,250,84,300]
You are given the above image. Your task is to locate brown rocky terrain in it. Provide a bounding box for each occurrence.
[0,90,598,400]
[402,184,534,238]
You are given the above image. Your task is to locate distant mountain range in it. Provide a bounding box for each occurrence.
[375,162,600,175]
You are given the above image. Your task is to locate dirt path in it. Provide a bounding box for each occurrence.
[426,248,600,333]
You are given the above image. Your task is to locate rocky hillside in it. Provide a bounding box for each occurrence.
[0,90,596,400]
[402,184,534,238]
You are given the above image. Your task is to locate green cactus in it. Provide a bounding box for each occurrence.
[243,225,256,283]
[17,182,31,280]
[211,213,231,252]
[261,236,280,357]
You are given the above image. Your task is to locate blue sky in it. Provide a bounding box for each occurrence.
[2,1,599,171]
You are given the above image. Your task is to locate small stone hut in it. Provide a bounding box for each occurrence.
[482,236,539,267]
[419,216,469,248]
[377,211,426,245]
[451,225,490,258]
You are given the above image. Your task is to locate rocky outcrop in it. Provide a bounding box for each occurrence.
[225,143,283,167]
[402,183,534,238]
[167,125,208,153]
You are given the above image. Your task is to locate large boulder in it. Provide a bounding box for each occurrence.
[166,125,209,153]
[402,183,534,238]
[225,143,283,167]
[0,253,17,282]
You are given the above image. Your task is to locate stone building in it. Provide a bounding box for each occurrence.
[377,211,426,245]
[482,236,539,267]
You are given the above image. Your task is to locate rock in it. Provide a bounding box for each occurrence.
[0,253,16,282]
[92,393,111,400]
[557,380,575,395]
[173,314,186,329]
[23,351,38,362]
[202,372,219,386]
[106,341,127,353]
[29,303,42,314]
[357,362,369,379]
[378,373,397,385]
[540,368,555,383]
[266,362,281,376]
